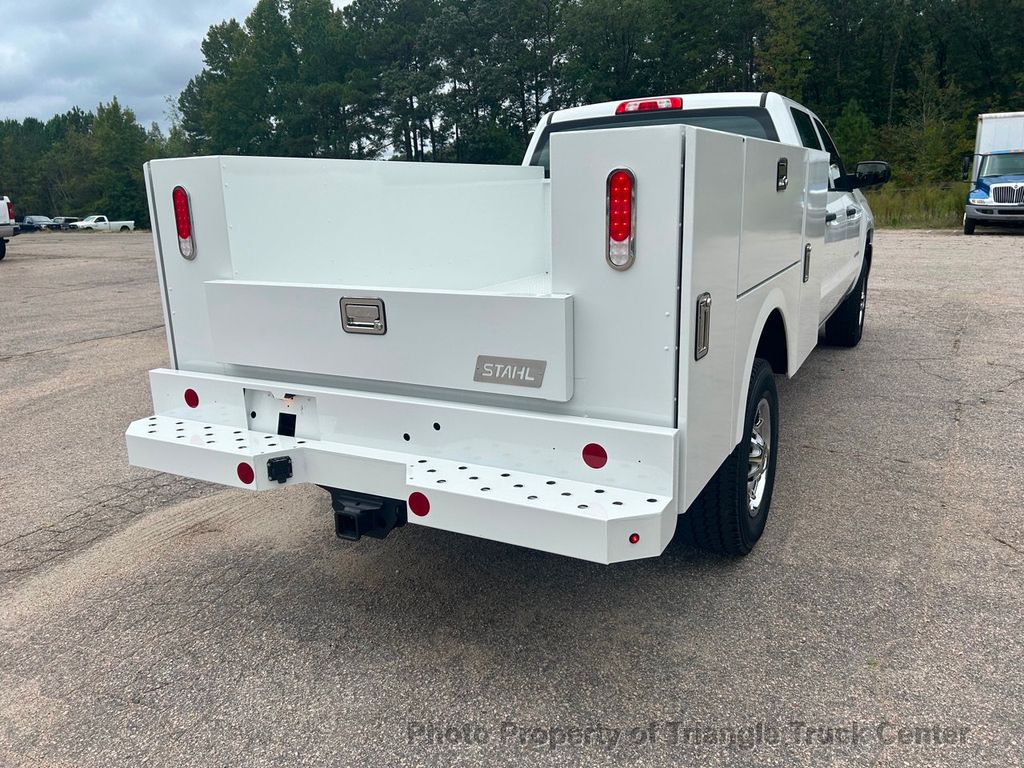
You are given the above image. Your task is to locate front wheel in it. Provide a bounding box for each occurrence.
[963,213,976,235]
[824,258,869,347]
[680,358,780,556]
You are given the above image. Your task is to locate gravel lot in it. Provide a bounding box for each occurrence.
[1,230,1022,767]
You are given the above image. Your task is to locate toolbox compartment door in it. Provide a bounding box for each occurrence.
[204,279,573,401]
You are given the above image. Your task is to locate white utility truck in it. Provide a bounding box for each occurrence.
[127,92,890,564]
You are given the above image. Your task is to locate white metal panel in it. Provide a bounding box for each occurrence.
[204,279,574,401]
[219,156,550,290]
[678,127,744,509]
[976,113,1024,155]
[737,138,807,295]
[147,157,236,372]
[549,125,683,427]
[794,151,830,370]
[145,368,678,495]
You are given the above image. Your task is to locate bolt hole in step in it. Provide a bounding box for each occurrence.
[527,495,538,500]
[561,492,571,497]
[481,487,490,492]
[427,469,437,473]
[595,489,605,494]
[403,433,411,442]
[418,459,427,464]
[250,411,257,419]
[546,480,556,486]
[458,466,467,470]
[647,498,657,503]
[613,501,623,506]
[513,484,523,488]
[433,422,441,431]
[469,476,478,480]
[501,473,510,478]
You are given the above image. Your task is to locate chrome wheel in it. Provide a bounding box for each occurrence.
[858,278,867,328]
[747,397,772,516]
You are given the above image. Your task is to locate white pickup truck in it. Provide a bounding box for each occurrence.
[127,91,890,564]
[69,215,135,232]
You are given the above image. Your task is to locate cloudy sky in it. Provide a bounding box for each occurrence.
[0,0,345,130]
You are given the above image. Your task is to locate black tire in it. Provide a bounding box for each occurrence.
[824,258,869,347]
[963,214,975,235]
[119,226,129,232]
[0,239,6,260]
[679,358,779,556]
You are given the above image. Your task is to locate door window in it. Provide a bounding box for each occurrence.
[791,109,822,150]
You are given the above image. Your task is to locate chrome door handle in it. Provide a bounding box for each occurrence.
[826,212,838,223]
[846,207,857,216]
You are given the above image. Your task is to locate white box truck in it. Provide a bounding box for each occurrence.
[126,92,890,564]
[964,111,1024,234]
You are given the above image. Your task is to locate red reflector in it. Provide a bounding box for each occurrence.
[629,532,640,544]
[582,443,608,469]
[237,463,255,485]
[184,388,199,408]
[408,492,430,517]
[6,202,13,220]
[172,186,195,259]
[615,96,682,114]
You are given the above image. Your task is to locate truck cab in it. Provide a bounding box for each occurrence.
[964,111,1024,234]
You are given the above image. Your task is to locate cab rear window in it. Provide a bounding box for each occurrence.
[531,108,778,173]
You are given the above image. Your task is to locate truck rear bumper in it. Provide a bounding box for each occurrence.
[126,369,680,564]
[0,224,15,238]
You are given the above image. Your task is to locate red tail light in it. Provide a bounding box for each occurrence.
[606,169,636,270]
[172,186,196,259]
[615,96,682,115]
[6,202,13,221]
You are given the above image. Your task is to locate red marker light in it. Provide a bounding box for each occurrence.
[184,388,199,408]
[408,492,430,517]
[237,462,255,485]
[582,443,608,469]
[629,533,640,544]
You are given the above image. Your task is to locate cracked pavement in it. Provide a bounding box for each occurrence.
[0,230,1022,767]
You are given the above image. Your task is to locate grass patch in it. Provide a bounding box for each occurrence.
[864,182,969,229]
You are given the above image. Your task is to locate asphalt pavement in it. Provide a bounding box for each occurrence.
[0,230,1022,767]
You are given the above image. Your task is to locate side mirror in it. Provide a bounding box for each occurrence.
[854,160,891,189]
[961,153,973,182]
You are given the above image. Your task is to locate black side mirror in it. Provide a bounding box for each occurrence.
[961,153,973,182]
[853,160,891,189]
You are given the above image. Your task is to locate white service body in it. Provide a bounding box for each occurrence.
[127,93,872,563]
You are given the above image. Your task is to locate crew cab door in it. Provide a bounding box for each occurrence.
[96,216,109,230]
[790,107,847,319]
[813,117,862,314]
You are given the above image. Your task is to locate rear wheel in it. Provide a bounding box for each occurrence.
[0,239,6,261]
[119,226,129,232]
[963,213,976,235]
[680,358,779,556]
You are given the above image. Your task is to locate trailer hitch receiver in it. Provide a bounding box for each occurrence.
[327,489,407,541]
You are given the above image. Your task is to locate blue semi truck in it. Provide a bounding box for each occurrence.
[964,112,1024,235]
